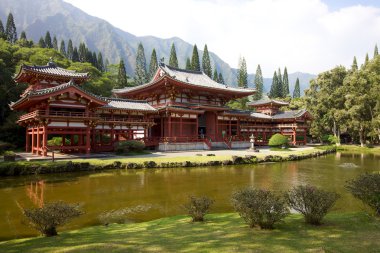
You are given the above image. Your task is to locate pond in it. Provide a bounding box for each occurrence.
[0,152,379,240]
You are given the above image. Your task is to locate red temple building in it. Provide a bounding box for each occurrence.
[11,61,311,156]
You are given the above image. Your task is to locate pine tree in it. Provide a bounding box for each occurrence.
[134,42,148,85]
[38,37,46,48]
[365,53,369,65]
[202,44,212,77]
[218,72,225,84]
[20,31,27,40]
[282,67,290,97]
[5,13,17,44]
[237,57,248,88]
[60,40,66,57]
[253,64,263,100]
[53,36,58,51]
[352,56,358,71]
[149,49,158,80]
[0,20,5,39]
[374,44,379,58]
[117,59,128,88]
[293,77,301,98]
[44,31,53,48]
[277,68,283,98]
[78,42,87,62]
[67,39,74,60]
[169,43,178,68]
[213,69,218,81]
[97,52,104,72]
[72,47,79,62]
[92,52,98,68]
[185,57,192,70]
[191,44,200,71]
[269,71,278,98]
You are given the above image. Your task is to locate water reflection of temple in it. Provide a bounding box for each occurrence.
[26,181,45,208]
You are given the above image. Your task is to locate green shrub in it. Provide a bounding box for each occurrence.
[232,188,289,229]
[183,196,214,222]
[268,134,289,147]
[114,140,145,154]
[4,150,16,156]
[22,201,82,237]
[47,137,70,146]
[286,185,339,225]
[346,173,380,216]
[0,141,16,154]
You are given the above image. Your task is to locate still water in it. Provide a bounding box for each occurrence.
[0,152,379,240]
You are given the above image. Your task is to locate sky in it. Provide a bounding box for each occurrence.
[64,0,380,76]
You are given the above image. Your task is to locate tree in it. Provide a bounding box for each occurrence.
[38,37,46,48]
[282,67,290,96]
[293,78,301,98]
[72,47,79,62]
[116,59,128,88]
[218,72,225,84]
[67,39,74,60]
[148,49,158,80]
[185,57,191,70]
[202,44,212,77]
[364,53,369,65]
[269,71,280,98]
[20,31,27,40]
[97,52,104,72]
[277,68,283,98]
[237,57,248,88]
[374,44,378,58]
[169,43,178,68]
[352,56,358,71]
[60,40,66,57]
[92,52,98,68]
[0,20,5,39]
[44,31,53,48]
[253,64,263,100]
[53,36,58,51]
[191,44,200,71]
[5,13,17,44]
[213,68,218,81]
[78,42,87,62]
[134,42,148,85]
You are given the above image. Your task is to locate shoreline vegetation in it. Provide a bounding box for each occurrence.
[0,146,336,177]
[0,212,378,252]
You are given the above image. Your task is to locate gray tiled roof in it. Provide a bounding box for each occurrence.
[113,63,255,94]
[251,109,308,120]
[102,98,157,112]
[247,98,289,106]
[21,62,89,78]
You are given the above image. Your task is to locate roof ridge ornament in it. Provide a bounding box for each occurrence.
[47,57,57,68]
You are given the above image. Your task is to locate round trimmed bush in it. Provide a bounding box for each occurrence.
[268,134,289,147]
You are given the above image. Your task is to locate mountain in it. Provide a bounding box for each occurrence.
[0,0,315,91]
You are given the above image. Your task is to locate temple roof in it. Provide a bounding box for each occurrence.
[113,63,255,95]
[250,109,309,120]
[101,98,157,112]
[247,98,289,107]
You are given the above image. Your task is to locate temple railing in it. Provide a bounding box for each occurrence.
[18,110,98,121]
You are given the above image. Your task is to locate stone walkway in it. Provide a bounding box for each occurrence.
[16,146,315,161]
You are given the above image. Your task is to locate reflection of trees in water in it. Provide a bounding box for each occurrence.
[26,181,45,208]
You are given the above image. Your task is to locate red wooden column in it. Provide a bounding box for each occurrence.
[168,115,172,138]
[303,129,307,145]
[26,128,30,152]
[237,118,241,137]
[42,125,47,156]
[293,128,297,145]
[179,115,183,137]
[195,115,199,138]
[36,126,41,155]
[229,118,232,137]
[31,127,35,154]
[160,117,164,137]
[86,126,91,154]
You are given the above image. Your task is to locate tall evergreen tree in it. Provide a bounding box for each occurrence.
[53,36,58,51]
[269,71,279,98]
[117,59,128,88]
[105,58,110,72]
[44,31,53,48]
[97,52,104,72]
[352,56,358,71]
[5,13,17,43]
[185,57,191,70]
[67,39,74,60]
[293,78,301,98]
[92,52,98,67]
[191,44,200,71]
[72,47,79,62]
[202,44,212,77]
[218,72,225,84]
[0,20,5,39]
[213,69,218,81]
[237,57,248,88]
[60,40,66,57]
[78,42,87,62]
[253,64,264,100]
[282,67,290,96]
[277,68,283,97]
[20,31,27,40]
[365,53,369,65]
[374,44,379,58]
[148,49,158,80]
[38,36,46,48]
[169,43,178,68]
[134,42,148,85]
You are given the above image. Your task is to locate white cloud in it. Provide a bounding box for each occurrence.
[64,0,380,76]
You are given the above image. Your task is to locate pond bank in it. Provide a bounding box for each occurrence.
[0,212,378,252]
[0,147,336,177]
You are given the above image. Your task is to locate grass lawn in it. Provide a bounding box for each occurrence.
[336,144,380,154]
[0,212,378,253]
